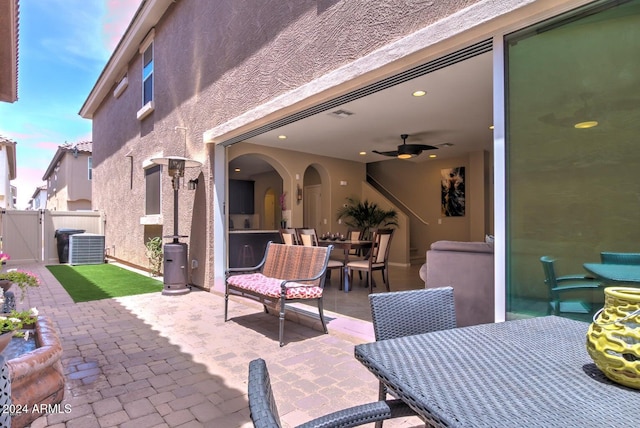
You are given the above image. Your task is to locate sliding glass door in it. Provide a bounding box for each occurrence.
[505,0,640,319]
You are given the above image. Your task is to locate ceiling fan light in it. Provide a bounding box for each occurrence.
[574,120,598,129]
[397,153,413,159]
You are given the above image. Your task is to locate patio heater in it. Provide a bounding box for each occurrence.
[150,156,202,295]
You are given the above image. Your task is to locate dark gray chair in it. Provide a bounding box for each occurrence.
[248,358,415,428]
[540,256,603,315]
[369,287,456,428]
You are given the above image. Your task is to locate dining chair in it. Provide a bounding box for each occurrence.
[347,228,394,293]
[346,228,366,281]
[540,256,603,315]
[296,228,344,288]
[279,228,300,246]
[600,252,640,265]
[248,358,415,428]
[368,287,456,428]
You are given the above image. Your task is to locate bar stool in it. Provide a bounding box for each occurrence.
[237,244,255,267]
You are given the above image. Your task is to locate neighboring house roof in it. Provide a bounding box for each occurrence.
[42,141,93,180]
[0,0,19,103]
[0,135,17,180]
[80,0,174,119]
[31,184,46,199]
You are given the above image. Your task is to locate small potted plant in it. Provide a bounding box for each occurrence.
[0,269,40,302]
[0,307,38,352]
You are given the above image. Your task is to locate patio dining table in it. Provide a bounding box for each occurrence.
[583,262,640,284]
[354,316,639,427]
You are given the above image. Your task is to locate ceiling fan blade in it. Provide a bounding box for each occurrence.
[409,144,439,151]
[372,150,398,157]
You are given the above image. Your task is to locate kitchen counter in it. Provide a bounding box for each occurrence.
[228,230,282,268]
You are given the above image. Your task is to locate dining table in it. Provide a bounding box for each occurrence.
[318,238,372,292]
[354,316,639,427]
[583,262,640,284]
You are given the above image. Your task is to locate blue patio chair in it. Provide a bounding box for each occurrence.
[540,256,603,315]
[600,252,640,265]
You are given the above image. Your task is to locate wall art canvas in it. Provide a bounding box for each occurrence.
[441,167,465,216]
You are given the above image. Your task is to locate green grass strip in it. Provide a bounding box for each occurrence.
[46,264,163,303]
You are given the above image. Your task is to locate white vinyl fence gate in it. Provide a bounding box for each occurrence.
[0,210,105,265]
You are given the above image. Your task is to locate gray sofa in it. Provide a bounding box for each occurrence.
[419,240,494,327]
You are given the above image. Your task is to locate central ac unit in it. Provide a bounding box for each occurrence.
[69,233,105,265]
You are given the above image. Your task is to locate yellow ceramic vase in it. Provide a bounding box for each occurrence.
[586,287,640,389]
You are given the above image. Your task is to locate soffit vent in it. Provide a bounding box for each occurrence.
[221,39,492,146]
[328,109,354,119]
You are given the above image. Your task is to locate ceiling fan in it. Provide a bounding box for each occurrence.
[372,134,438,159]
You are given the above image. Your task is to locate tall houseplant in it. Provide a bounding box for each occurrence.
[336,197,398,238]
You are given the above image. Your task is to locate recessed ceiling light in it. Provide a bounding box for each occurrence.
[429,154,437,158]
[278,135,287,139]
[359,151,367,156]
[234,168,241,172]
[574,121,598,129]
[412,90,426,97]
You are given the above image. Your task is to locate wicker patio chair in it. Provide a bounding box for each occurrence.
[248,358,415,428]
[600,252,640,265]
[369,287,456,428]
[540,256,603,315]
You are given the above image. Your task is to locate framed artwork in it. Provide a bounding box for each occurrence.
[441,167,465,216]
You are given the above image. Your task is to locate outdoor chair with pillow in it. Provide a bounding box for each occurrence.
[368,287,456,428]
[248,358,415,428]
[347,228,394,293]
[540,256,603,316]
[296,228,344,288]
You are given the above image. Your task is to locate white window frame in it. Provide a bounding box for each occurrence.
[137,29,155,121]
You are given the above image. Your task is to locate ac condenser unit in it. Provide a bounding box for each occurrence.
[69,233,105,265]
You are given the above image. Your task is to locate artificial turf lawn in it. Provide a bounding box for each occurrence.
[46,263,163,303]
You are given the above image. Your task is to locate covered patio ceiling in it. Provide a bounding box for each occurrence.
[230,49,493,175]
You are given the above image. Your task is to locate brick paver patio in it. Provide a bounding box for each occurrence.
[10,262,421,427]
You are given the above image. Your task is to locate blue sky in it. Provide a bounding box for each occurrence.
[0,0,140,208]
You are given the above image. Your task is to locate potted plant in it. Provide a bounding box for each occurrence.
[0,270,40,302]
[336,197,398,238]
[0,307,39,352]
[0,252,41,302]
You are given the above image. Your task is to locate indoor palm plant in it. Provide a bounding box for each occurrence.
[336,197,398,238]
